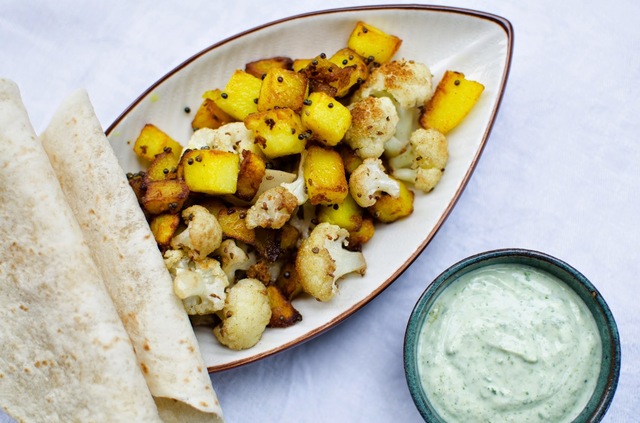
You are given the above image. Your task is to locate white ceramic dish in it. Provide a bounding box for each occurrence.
[107,5,513,372]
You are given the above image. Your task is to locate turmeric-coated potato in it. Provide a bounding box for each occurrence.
[347,21,402,65]
[367,178,414,223]
[133,124,183,162]
[244,108,306,159]
[420,70,485,134]
[179,149,240,195]
[142,179,189,215]
[215,70,263,121]
[257,68,308,112]
[245,56,294,79]
[191,96,235,131]
[301,91,351,147]
[149,213,181,247]
[303,145,348,206]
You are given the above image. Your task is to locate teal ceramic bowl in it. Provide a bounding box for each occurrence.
[404,249,620,422]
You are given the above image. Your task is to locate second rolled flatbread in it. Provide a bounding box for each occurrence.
[40,89,223,422]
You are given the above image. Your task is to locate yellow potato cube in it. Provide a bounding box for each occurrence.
[133,124,182,162]
[300,56,354,98]
[257,68,308,112]
[215,70,263,120]
[149,213,181,247]
[145,150,180,182]
[245,56,293,79]
[347,21,402,64]
[235,150,267,201]
[348,216,375,248]
[368,178,414,223]
[301,91,351,147]
[292,58,313,72]
[304,145,348,205]
[329,48,369,93]
[216,205,256,245]
[142,179,189,215]
[179,149,240,195]
[191,96,235,131]
[317,193,363,232]
[420,70,485,134]
[244,108,306,158]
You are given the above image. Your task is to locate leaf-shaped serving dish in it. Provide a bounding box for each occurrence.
[107,4,513,372]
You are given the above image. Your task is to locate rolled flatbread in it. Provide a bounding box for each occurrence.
[0,80,163,422]
[40,89,223,422]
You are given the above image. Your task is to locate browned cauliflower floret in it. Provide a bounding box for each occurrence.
[170,205,222,260]
[245,186,298,229]
[348,158,401,207]
[215,238,256,282]
[185,122,263,158]
[352,59,433,109]
[295,222,366,302]
[213,278,271,350]
[344,96,399,159]
[388,128,449,193]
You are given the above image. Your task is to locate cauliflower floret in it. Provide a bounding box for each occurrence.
[185,122,263,157]
[352,59,433,109]
[245,186,298,229]
[170,205,223,260]
[343,96,399,159]
[351,60,434,157]
[388,128,449,193]
[279,150,308,205]
[215,238,256,282]
[295,222,366,302]
[164,249,229,315]
[213,278,271,350]
[348,158,401,208]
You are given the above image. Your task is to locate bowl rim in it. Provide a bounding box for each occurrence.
[403,248,621,423]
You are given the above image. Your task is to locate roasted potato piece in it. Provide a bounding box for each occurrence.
[329,48,369,93]
[292,58,313,72]
[236,150,267,201]
[257,68,308,112]
[316,193,363,232]
[244,108,306,159]
[348,216,375,249]
[279,223,300,251]
[133,124,183,162]
[191,96,235,131]
[127,171,147,204]
[215,70,263,120]
[367,178,414,223]
[301,91,351,147]
[145,150,180,182]
[245,56,293,79]
[303,145,348,206]
[337,144,363,175]
[300,56,354,98]
[266,284,302,328]
[142,179,189,215]
[253,228,287,263]
[216,206,256,245]
[179,149,240,195]
[149,213,181,247]
[420,70,485,134]
[275,260,303,300]
[347,21,402,65]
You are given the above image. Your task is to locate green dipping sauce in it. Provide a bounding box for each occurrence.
[417,263,602,423]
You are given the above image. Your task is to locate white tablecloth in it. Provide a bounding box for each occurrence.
[2,1,638,421]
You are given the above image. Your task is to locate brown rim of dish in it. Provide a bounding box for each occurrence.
[106,4,514,373]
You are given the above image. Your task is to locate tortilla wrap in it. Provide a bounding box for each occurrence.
[40,89,224,422]
[0,80,163,422]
